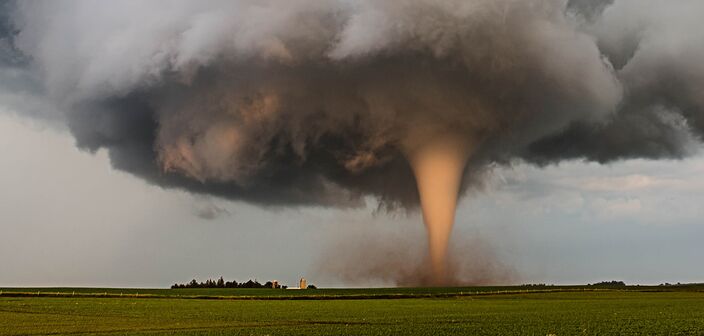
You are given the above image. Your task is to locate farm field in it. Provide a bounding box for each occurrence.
[2,287,704,335]
[3,284,703,299]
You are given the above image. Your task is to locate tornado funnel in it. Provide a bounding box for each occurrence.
[405,133,471,285]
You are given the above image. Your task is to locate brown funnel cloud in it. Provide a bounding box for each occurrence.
[403,132,473,285]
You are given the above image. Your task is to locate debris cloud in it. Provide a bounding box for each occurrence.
[315,230,517,287]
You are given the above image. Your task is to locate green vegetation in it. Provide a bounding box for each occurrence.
[2,284,703,299]
[171,277,293,289]
[1,286,704,335]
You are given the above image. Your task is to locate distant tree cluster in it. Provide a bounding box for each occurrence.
[520,284,552,287]
[588,281,626,287]
[171,277,287,289]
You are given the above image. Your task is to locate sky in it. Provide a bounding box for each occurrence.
[2,108,703,288]
[2,0,704,288]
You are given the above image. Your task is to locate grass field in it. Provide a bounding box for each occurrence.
[2,286,704,335]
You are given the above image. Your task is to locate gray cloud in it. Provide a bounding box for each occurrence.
[1,0,702,209]
[0,0,19,67]
[522,0,704,164]
[194,206,230,221]
[0,0,58,123]
[566,0,614,22]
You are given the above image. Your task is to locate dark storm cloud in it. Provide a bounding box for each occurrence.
[521,0,704,165]
[0,0,20,66]
[523,106,696,165]
[1,0,703,208]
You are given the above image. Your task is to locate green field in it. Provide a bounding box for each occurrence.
[2,286,704,335]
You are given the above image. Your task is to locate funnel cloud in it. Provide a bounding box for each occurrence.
[2,0,704,284]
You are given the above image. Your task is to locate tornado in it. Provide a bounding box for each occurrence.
[404,132,472,285]
[5,1,704,286]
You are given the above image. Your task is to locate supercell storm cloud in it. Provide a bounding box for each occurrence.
[2,0,704,283]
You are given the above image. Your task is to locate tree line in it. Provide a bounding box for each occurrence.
[171,277,286,289]
[587,281,626,287]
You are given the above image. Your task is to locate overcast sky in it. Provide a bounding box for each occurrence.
[2,0,704,288]
[2,109,703,288]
